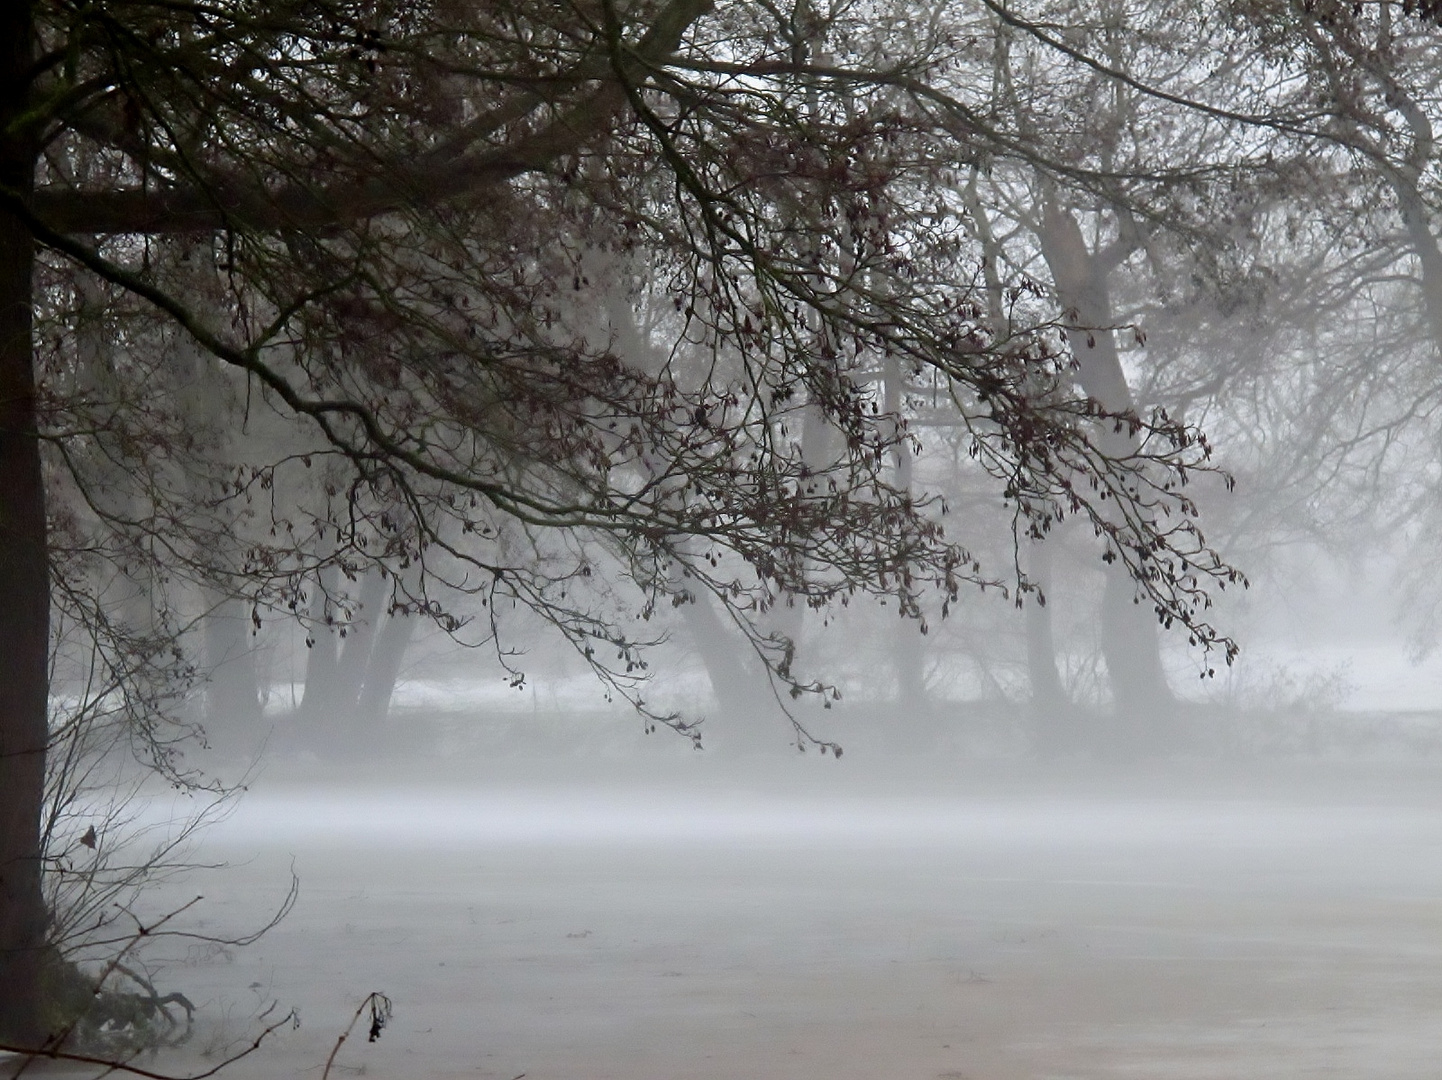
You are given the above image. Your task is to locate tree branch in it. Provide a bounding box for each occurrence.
[29,0,714,236]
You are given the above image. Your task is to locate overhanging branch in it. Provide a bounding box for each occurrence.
[28,0,714,236]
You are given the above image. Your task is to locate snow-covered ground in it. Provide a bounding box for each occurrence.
[109,758,1442,1080]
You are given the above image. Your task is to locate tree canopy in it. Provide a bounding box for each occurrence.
[9,0,1381,1046]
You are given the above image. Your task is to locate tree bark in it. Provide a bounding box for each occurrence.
[0,0,52,1045]
[1393,180,1442,354]
[301,564,341,720]
[1025,538,1067,715]
[673,574,775,747]
[332,570,387,715]
[881,355,926,708]
[355,610,417,736]
[1037,203,1172,729]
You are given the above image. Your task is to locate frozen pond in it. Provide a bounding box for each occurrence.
[118,758,1442,1080]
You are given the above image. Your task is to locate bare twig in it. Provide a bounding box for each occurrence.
[0,1007,297,1080]
[320,993,393,1080]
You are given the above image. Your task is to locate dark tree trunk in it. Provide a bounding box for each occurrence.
[301,569,390,750]
[300,564,341,719]
[355,609,416,735]
[674,575,775,748]
[332,569,386,714]
[1038,203,1172,730]
[0,1,52,1045]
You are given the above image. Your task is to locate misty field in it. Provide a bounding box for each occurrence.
[107,754,1442,1080]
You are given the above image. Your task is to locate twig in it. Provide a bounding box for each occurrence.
[0,1008,297,1080]
[320,993,392,1080]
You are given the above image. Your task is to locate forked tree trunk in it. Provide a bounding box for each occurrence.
[331,569,386,714]
[673,573,774,746]
[0,1,51,1044]
[355,609,416,735]
[302,569,413,749]
[964,171,1070,729]
[1038,203,1172,730]
[592,263,778,746]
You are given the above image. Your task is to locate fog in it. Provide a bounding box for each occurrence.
[35,547,1442,1080]
[115,749,1442,1080]
[17,2,1442,1076]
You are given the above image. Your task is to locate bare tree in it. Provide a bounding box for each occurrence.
[0,0,1242,1042]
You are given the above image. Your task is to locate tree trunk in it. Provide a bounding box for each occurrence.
[673,574,776,748]
[881,355,926,709]
[1393,180,1442,356]
[179,311,264,747]
[0,1,52,1043]
[1038,203,1172,729]
[355,610,416,735]
[964,170,1070,726]
[1100,564,1170,719]
[332,569,386,715]
[301,564,341,719]
[592,267,782,747]
[202,594,263,745]
[1025,539,1067,712]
